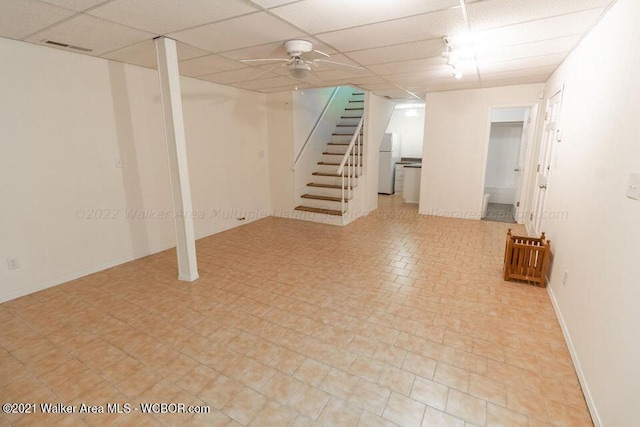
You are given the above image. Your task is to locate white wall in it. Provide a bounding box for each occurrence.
[484,122,524,204]
[537,0,640,425]
[420,84,543,219]
[491,107,527,122]
[364,92,396,213]
[292,87,335,157]
[386,107,425,158]
[0,37,270,302]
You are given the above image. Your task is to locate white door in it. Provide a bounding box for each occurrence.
[513,105,537,223]
[532,89,563,235]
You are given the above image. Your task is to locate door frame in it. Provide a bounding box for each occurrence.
[479,102,541,224]
[529,85,565,236]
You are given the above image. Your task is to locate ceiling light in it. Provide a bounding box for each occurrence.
[289,61,311,79]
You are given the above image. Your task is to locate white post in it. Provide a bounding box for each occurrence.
[155,36,199,282]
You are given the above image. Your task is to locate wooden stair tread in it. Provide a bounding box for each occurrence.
[323,152,362,155]
[336,124,357,127]
[295,206,343,216]
[327,142,363,145]
[318,162,341,165]
[340,116,363,119]
[345,107,364,110]
[307,183,354,189]
[313,172,342,177]
[352,93,364,95]
[332,133,363,135]
[301,194,348,202]
[348,100,364,103]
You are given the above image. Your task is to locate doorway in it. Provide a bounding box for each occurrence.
[482,107,531,223]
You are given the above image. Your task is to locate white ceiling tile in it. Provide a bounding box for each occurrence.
[369,88,420,99]
[248,0,299,8]
[367,57,447,75]
[102,40,209,69]
[479,52,566,74]
[233,75,299,90]
[178,54,247,77]
[467,8,606,50]
[316,8,465,52]
[260,83,314,93]
[358,83,398,91]
[312,66,372,80]
[169,12,304,53]
[0,0,76,39]
[37,0,110,11]
[425,80,483,92]
[467,0,614,32]
[88,0,257,34]
[475,35,581,63]
[199,67,280,85]
[25,14,156,56]
[481,74,550,88]
[271,0,458,34]
[345,39,446,65]
[481,65,557,81]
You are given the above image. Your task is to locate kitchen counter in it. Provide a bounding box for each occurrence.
[403,165,421,203]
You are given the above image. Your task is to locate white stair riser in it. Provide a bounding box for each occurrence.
[326,144,364,153]
[299,198,349,211]
[321,155,363,163]
[312,175,361,186]
[306,186,352,198]
[331,135,355,143]
[317,164,341,174]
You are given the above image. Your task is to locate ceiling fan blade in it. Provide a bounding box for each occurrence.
[239,58,290,63]
[312,49,330,58]
[314,59,365,70]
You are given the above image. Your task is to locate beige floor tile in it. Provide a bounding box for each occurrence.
[486,402,529,427]
[317,397,362,427]
[0,195,592,427]
[349,379,391,416]
[222,387,268,425]
[287,384,330,420]
[410,376,449,410]
[446,389,487,425]
[382,392,426,427]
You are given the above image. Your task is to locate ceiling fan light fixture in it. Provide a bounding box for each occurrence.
[289,62,311,79]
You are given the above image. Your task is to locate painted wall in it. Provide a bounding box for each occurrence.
[266,91,295,217]
[484,122,524,204]
[491,107,527,122]
[0,37,270,302]
[385,107,425,158]
[420,84,543,219]
[292,87,335,157]
[537,0,640,425]
[364,92,396,213]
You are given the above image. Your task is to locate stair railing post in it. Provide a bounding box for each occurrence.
[341,172,345,214]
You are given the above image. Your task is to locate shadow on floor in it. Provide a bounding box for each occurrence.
[483,203,516,223]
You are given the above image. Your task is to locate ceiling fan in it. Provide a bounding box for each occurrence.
[239,39,364,80]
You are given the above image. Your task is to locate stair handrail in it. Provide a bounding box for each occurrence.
[293,86,340,169]
[337,116,364,213]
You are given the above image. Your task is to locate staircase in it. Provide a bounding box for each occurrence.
[295,92,364,217]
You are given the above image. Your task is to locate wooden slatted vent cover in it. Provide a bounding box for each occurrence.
[503,229,551,287]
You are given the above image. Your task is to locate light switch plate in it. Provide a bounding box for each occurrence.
[627,173,640,200]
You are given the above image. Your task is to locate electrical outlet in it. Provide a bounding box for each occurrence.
[562,269,568,287]
[626,173,640,200]
[6,258,20,270]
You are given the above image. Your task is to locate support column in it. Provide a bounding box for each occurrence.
[155,36,198,281]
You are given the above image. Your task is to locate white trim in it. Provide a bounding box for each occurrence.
[547,283,602,427]
[178,273,199,282]
[0,242,175,304]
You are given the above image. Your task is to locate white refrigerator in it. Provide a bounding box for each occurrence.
[378,133,401,194]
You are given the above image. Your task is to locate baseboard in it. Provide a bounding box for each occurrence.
[547,283,602,427]
[178,273,199,282]
[0,242,175,304]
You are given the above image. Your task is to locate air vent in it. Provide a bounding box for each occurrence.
[45,40,69,48]
[42,40,92,52]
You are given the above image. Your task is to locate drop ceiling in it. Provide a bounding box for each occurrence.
[0,0,616,100]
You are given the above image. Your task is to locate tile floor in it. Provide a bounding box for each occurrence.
[0,195,592,426]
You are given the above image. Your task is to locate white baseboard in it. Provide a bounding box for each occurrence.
[0,242,175,304]
[547,283,602,426]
